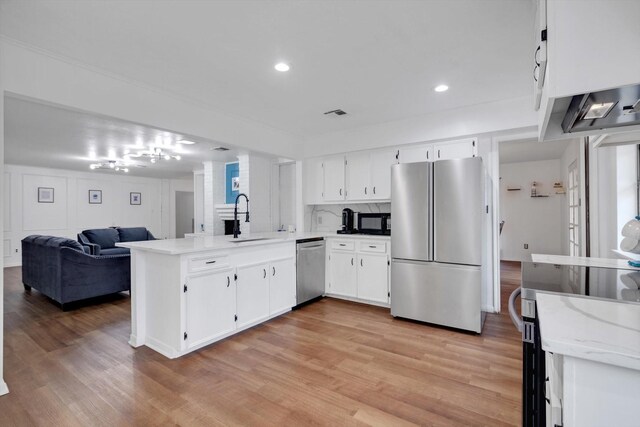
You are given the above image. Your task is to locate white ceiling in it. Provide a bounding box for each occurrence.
[4,96,243,179]
[500,138,572,164]
[0,0,535,140]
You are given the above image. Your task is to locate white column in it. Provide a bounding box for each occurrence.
[203,161,226,235]
[0,62,8,396]
[237,154,251,235]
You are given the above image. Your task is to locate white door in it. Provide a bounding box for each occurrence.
[328,251,357,297]
[568,160,580,257]
[269,257,296,315]
[357,254,389,303]
[435,139,477,160]
[398,143,434,163]
[370,150,397,200]
[346,152,371,200]
[185,268,236,349]
[323,156,346,201]
[236,262,270,328]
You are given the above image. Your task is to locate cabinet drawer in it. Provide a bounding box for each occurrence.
[331,240,355,251]
[187,254,229,272]
[358,241,387,253]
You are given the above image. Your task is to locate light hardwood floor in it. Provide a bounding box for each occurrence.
[0,263,523,426]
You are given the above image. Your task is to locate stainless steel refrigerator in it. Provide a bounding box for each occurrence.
[390,157,486,333]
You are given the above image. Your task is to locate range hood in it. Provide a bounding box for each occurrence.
[561,83,640,133]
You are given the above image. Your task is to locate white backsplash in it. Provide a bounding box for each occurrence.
[305,203,391,232]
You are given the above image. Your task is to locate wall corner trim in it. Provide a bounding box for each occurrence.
[0,380,9,396]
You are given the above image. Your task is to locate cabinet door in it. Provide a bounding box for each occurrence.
[269,257,296,315]
[185,268,236,349]
[435,139,477,160]
[304,158,324,204]
[346,152,371,200]
[370,149,397,200]
[398,143,434,163]
[357,254,389,303]
[328,251,357,297]
[236,262,270,329]
[323,156,346,201]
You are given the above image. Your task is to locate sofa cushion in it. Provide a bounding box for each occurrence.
[118,227,149,242]
[100,247,130,256]
[82,228,120,249]
[26,235,84,252]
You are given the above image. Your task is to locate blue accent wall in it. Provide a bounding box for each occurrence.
[225,162,239,204]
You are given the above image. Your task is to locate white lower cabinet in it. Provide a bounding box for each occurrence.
[269,257,296,315]
[236,262,271,329]
[328,251,357,297]
[185,268,236,350]
[327,239,390,305]
[356,253,389,303]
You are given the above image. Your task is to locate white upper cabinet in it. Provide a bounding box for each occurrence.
[398,143,433,163]
[304,158,324,204]
[434,138,477,160]
[370,149,398,200]
[323,155,346,201]
[346,152,371,200]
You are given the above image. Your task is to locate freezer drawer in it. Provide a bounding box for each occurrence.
[391,260,482,333]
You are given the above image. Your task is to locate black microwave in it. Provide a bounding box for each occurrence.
[357,213,391,235]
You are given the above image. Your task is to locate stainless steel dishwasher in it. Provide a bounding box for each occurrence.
[296,238,326,306]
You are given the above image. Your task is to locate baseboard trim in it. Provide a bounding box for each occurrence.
[0,380,9,396]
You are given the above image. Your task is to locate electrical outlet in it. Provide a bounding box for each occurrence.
[15,249,18,253]
[524,243,529,249]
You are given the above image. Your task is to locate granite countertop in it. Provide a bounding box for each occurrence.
[118,231,390,255]
[537,293,640,371]
[532,253,640,271]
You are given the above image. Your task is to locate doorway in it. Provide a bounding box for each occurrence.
[175,191,194,238]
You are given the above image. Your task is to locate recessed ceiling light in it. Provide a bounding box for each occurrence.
[177,139,196,145]
[434,84,449,93]
[274,62,290,72]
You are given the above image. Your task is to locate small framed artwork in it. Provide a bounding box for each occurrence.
[38,187,54,203]
[232,176,240,191]
[130,192,142,205]
[88,190,102,204]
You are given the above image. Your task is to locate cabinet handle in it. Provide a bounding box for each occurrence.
[360,258,363,267]
[438,149,441,158]
[364,187,367,195]
[339,243,346,246]
[426,151,429,160]
[205,260,216,264]
[227,276,230,287]
[272,266,276,276]
[373,187,376,194]
[263,268,266,279]
[351,258,354,266]
[369,245,376,248]
[339,188,342,196]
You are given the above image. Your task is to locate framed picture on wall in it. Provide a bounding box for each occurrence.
[232,176,240,191]
[38,187,54,203]
[88,190,102,204]
[130,192,142,205]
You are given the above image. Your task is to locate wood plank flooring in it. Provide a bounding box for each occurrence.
[1,263,523,426]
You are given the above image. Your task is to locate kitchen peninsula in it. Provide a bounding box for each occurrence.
[118,233,306,358]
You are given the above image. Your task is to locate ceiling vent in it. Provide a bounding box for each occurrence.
[212,146,230,151]
[324,109,347,116]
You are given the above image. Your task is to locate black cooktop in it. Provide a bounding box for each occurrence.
[521,262,640,303]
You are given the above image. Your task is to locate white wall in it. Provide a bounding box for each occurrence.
[499,159,565,261]
[248,155,274,233]
[193,171,204,232]
[0,65,7,396]
[3,164,188,267]
[278,163,296,231]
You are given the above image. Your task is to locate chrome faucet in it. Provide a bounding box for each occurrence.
[233,193,250,238]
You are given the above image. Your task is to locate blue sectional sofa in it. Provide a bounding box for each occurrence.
[21,235,131,310]
[78,227,156,255]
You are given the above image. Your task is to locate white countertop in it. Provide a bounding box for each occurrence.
[118,231,390,255]
[532,254,640,271]
[537,293,640,371]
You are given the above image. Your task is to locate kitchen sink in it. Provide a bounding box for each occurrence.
[228,238,274,243]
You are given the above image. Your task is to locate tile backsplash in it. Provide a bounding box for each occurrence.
[305,203,391,232]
